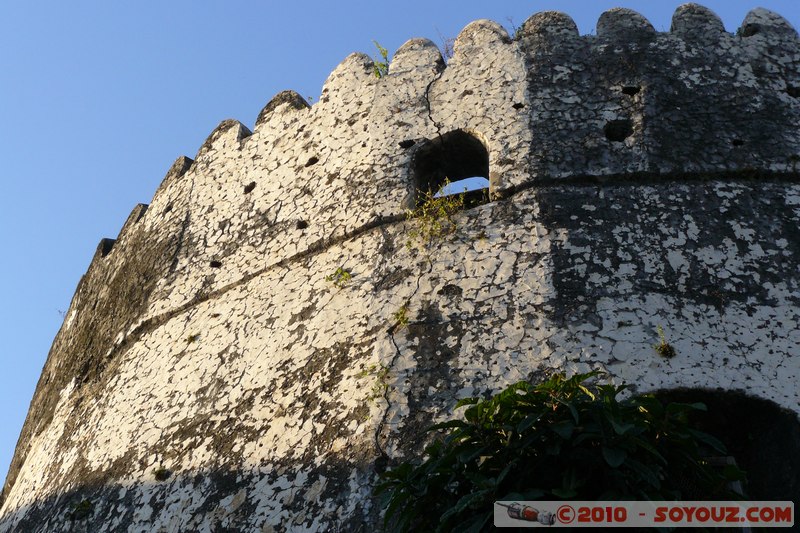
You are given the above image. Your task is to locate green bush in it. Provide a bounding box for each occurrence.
[375,372,745,532]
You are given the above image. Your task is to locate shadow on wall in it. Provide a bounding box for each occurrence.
[653,388,800,503]
[529,173,800,325]
[0,462,375,532]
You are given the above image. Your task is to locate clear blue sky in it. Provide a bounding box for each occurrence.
[0,1,797,484]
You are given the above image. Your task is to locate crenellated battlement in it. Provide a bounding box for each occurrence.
[91,3,800,308]
[2,5,800,531]
[135,4,800,247]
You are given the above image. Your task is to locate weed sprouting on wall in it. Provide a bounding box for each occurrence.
[325,267,353,288]
[153,467,171,481]
[66,499,93,521]
[436,29,455,61]
[392,304,410,329]
[372,41,389,78]
[405,180,465,251]
[357,364,391,405]
[654,325,677,358]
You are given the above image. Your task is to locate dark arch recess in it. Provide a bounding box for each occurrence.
[653,388,800,502]
[411,129,490,208]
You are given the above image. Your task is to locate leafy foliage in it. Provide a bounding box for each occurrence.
[392,304,409,329]
[375,372,745,532]
[372,40,389,78]
[358,364,391,404]
[325,266,353,288]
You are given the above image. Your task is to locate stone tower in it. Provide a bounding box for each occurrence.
[1,4,799,531]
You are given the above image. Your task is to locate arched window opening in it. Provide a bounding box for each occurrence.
[412,130,490,209]
[434,176,491,198]
[653,388,800,502]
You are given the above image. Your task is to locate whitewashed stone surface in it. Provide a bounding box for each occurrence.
[1,4,799,531]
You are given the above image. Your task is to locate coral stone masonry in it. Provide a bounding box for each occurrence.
[2,4,800,531]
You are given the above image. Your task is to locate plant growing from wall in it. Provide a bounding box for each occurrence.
[358,364,392,405]
[153,467,172,481]
[325,266,353,288]
[392,304,410,329]
[654,325,677,358]
[405,180,465,251]
[66,498,93,521]
[375,372,745,532]
[436,29,455,61]
[505,16,519,37]
[372,40,389,78]
[371,365,390,400]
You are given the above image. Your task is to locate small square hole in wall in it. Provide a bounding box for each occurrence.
[604,119,633,142]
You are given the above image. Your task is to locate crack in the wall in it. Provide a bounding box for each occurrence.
[375,256,432,464]
[423,70,445,140]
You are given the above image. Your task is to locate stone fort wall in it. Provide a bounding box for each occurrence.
[1,4,799,531]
